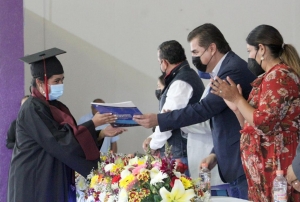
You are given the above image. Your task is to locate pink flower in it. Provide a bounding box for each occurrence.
[132,164,147,175]
[151,161,161,169]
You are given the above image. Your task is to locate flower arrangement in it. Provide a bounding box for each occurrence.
[76,144,210,202]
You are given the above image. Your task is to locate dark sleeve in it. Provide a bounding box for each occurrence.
[6,120,17,149]
[95,130,104,150]
[158,93,225,131]
[158,58,255,132]
[19,103,99,176]
[292,143,300,180]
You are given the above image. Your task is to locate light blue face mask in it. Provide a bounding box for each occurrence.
[48,84,64,100]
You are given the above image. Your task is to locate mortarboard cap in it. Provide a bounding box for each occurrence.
[20,47,66,78]
[20,47,66,100]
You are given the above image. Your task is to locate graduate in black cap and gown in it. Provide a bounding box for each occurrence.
[7,48,126,202]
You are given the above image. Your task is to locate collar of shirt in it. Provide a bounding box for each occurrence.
[201,52,228,99]
[209,52,228,79]
[164,60,189,90]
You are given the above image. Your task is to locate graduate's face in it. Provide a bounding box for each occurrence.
[37,74,64,96]
[48,74,65,85]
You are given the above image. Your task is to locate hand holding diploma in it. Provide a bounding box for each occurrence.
[133,113,158,128]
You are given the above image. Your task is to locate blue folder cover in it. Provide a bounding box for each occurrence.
[91,101,143,127]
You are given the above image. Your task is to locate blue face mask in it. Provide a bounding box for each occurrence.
[48,84,64,100]
[197,70,211,79]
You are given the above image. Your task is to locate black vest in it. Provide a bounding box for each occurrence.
[159,60,205,158]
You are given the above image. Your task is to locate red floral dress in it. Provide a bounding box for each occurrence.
[240,63,300,202]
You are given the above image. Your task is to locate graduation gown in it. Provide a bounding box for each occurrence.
[6,119,16,149]
[7,92,102,202]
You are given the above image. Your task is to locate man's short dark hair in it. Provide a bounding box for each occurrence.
[187,23,231,54]
[92,98,105,103]
[158,40,187,64]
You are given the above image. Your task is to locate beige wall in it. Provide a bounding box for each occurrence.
[23,0,300,154]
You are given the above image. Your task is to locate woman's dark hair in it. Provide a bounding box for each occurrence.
[31,77,43,88]
[246,24,300,76]
[187,23,231,54]
[31,73,53,88]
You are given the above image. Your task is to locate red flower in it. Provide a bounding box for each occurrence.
[112,175,121,184]
[170,176,179,188]
[175,160,188,174]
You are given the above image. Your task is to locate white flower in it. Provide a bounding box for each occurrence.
[150,167,168,185]
[107,195,117,202]
[100,193,116,202]
[99,192,106,202]
[160,179,196,202]
[120,169,131,179]
[173,170,181,178]
[128,156,139,165]
[118,188,128,202]
[111,182,119,190]
[86,195,96,202]
[104,163,114,173]
[128,156,148,166]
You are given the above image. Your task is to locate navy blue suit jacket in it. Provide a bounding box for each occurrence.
[158,51,256,183]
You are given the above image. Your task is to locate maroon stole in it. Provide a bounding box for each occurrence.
[32,87,99,160]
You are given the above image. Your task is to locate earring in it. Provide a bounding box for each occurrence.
[261,56,264,61]
[39,86,45,95]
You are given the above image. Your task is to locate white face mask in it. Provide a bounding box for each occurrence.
[48,84,64,100]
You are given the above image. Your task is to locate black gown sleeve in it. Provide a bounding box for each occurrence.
[6,120,16,149]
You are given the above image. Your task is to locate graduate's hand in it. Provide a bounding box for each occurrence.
[92,112,117,127]
[200,153,217,170]
[99,125,127,139]
[133,113,158,128]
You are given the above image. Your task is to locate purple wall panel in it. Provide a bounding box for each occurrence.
[0,0,23,201]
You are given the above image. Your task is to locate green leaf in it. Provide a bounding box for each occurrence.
[154,195,162,202]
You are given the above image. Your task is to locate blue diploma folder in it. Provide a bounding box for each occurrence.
[91,101,143,127]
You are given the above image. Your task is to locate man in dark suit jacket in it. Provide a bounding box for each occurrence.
[287,144,300,192]
[134,23,256,199]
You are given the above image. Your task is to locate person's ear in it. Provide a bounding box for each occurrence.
[161,59,167,71]
[36,78,42,87]
[258,44,266,56]
[210,43,217,55]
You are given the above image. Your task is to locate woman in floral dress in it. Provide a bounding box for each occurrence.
[210,25,300,202]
